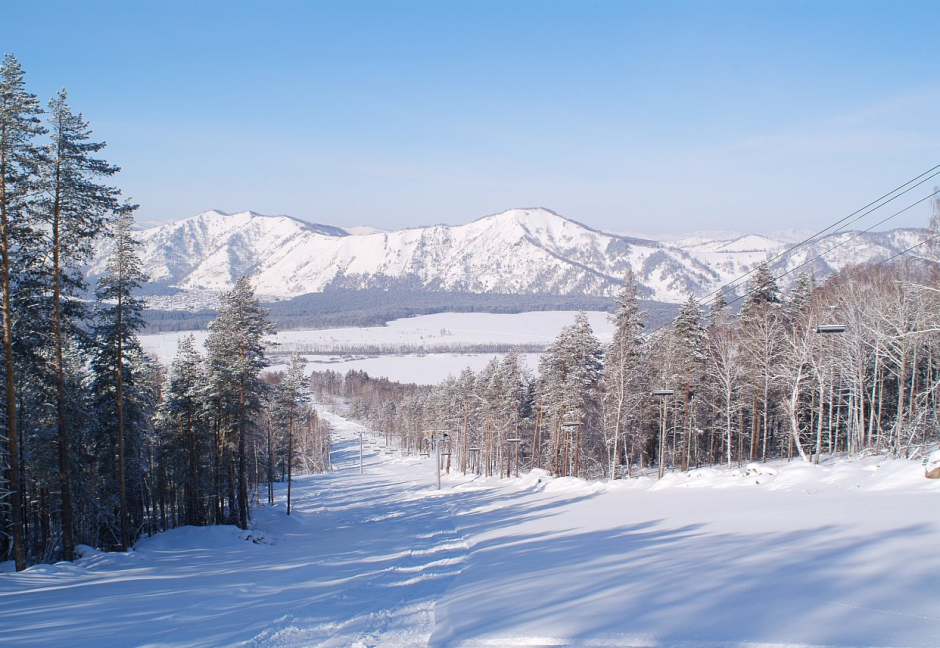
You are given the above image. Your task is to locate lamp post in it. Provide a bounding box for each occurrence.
[816,319,845,463]
[428,429,452,490]
[652,389,674,479]
[469,447,481,474]
[506,437,522,477]
[560,419,581,477]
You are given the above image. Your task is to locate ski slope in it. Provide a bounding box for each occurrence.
[2,411,939,647]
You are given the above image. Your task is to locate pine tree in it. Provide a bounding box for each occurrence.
[737,263,784,461]
[496,349,531,477]
[741,263,781,319]
[476,357,501,476]
[34,89,120,559]
[90,202,147,550]
[205,277,274,530]
[708,289,729,326]
[672,294,706,471]
[705,296,742,467]
[785,271,814,323]
[157,335,208,526]
[538,311,603,477]
[455,367,476,473]
[0,54,43,571]
[274,355,308,515]
[603,269,645,479]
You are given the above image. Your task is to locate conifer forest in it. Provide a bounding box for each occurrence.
[0,56,329,572]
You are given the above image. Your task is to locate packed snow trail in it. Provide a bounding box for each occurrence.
[1,410,939,647]
[0,413,470,647]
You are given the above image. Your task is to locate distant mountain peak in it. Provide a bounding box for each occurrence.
[177,209,347,238]
[88,208,928,310]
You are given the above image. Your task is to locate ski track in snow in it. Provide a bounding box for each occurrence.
[1,410,939,647]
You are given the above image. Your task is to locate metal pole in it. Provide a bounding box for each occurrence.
[651,390,673,480]
[658,395,667,479]
[435,435,441,490]
[359,431,363,475]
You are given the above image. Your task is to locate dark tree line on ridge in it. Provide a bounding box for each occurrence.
[320,251,940,483]
[0,56,329,571]
[141,289,681,334]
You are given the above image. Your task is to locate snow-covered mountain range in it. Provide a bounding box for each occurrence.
[88,208,929,309]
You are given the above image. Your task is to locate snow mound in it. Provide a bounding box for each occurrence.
[74,544,102,559]
[133,524,257,553]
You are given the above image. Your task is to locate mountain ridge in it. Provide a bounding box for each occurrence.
[91,208,930,310]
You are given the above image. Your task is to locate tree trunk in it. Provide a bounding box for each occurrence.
[788,364,809,462]
[287,410,294,516]
[237,377,248,530]
[0,140,25,571]
[725,390,733,468]
[51,180,75,560]
[814,375,825,464]
[117,291,129,550]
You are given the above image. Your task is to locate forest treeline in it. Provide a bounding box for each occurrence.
[142,290,681,333]
[0,56,329,571]
[319,257,940,482]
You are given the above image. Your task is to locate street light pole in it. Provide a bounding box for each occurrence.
[428,429,452,490]
[435,432,442,490]
[506,437,522,477]
[816,318,845,463]
[652,389,674,479]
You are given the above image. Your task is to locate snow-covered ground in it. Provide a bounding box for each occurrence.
[141,311,613,384]
[268,352,543,385]
[3,412,939,647]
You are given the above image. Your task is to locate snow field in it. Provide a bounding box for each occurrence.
[2,410,939,646]
[140,311,614,384]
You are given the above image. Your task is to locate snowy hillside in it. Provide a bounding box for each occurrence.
[89,208,931,309]
[2,411,938,647]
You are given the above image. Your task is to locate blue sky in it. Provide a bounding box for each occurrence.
[4,0,939,234]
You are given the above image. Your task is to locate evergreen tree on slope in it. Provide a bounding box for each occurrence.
[90,203,148,550]
[0,54,43,571]
[603,268,645,479]
[205,277,274,530]
[34,89,120,559]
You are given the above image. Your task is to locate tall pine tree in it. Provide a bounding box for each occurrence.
[90,202,147,550]
[157,335,208,526]
[603,269,645,479]
[0,54,43,571]
[35,88,121,559]
[672,295,706,471]
[205,277,274,530]
[273,355,307,515]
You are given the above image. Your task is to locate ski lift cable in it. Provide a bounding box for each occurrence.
[639,186,940,341]
[699,164,940,304]
[695,164,940,307]
[718,188,940,311]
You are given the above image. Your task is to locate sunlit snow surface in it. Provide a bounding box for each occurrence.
[140,311,615,384]
[2,410,939,647]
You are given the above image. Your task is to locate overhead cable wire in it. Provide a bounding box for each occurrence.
[718,188,940,311]
[695,164,940,307]
[636,164,940,339]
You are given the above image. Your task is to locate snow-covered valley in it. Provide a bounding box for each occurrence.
[140,311,616,384]
[3,410,938,647]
